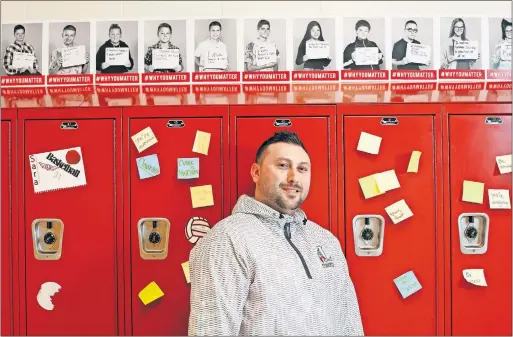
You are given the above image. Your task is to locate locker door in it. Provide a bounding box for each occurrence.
[24,119,118,335]
[129,117,224,336]
[449,115,512,336]
[235,116,332,231]
[344,115,436,335]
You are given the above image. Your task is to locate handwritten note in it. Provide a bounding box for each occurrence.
[136,154,161,179]
[357,131,382,155]
[358,174,383,199]
[182,261,191,284]
[374,170,401,192]
[462,180,485,204]
[406,43,431,65]
[62,45,87,67]
[354,47,379,66]
[131,127,158,153]
[394,271,422,299]
[255,45,277,66]
[205,49,228,69]
[152,48,180,69]
[407,151,422,173]
[192,131,211,155]
[106,47,129,66]
[178,158,200,179]
[454,40,479,60]
[501,44,511,61]
[496,154,512,174]
[306,40,330,59]
[12,51,35,69]
[190,185,214,208]
[463,269,487,287]
[488,189,511,209]
[138,281,165,305]
[385,199,414,224]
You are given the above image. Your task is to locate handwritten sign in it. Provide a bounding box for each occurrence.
[354,47,379,66]
[454,40,479,60]
[131,127,158,153]
[488,189,511,209]
[374,170,401,193]
[12,51,35,69]
[62,45,87,68]
[500,44,511,61]
[152,48,180,69]
[357,131,382,155]
[255,45,277,67]
[190,185,214,208]
[407,151,422,173]
[496,154,512,174]
[178,158,200,179]
[394,271,422,299]
[136,154,160,179]
[406,43,431,65]
[106,47,129,66]
[192,131,211,155]
[462,180,484,204]
[463,269,487,287]
[385,199,414,224]
[205,49,228,70]
[306,40,330,60]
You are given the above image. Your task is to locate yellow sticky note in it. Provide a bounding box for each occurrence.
[192,131,211,155]
[182,261,191,284]
[190,185,214,208]
[131,127,158,153]
[357,131,382,155]
[358,175,383,199]
[462,180,485,204]
[496,154,512,174]
[463,269,487,287]
[138,281,165,305]
[374,170,401,192]
[488,189,511,209]
[407,151,422,173]
[385,199,414,224]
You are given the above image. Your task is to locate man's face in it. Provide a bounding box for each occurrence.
[356,26,369,40]
[252,142,311,214]
[158,27,171,43]
[258,24,270,39]
[14,28,25,43]
[109,28,121,44]
[62,29,76,46]
[209,25,221,40]
[404,23,418,40]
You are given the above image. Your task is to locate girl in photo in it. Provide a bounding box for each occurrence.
[440,18,480,69]
[295,21,331,70]
[491,19,512,70]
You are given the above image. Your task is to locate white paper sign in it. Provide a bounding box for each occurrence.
[62,45,87,67]
[12,51,35,69]
[496,154,512,174]
[205,49,228,69]
[131,127,158,153]
[152,48,180,69]
[488,189,511,209]
[463,269,487,287]
[255,45,277,67]
[354,47,379,66]
[29,147,87,193]
[454,40,479,60]
[106,47,129,66]
[500,44,511,61]
[406,43,431,64]
[306,40,330,59]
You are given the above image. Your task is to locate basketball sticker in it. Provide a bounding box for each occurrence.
[185,216,211,244]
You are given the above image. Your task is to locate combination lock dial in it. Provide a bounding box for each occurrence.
[361,228,374,241]
[44,232,56,245]
[465,226,478,240]
[149,232,161,244]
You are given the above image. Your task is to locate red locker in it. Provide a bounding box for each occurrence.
[124,106,229,336]
[230,105,337,235]
[17,108,124,335]
[445,103,512,336]
[341,104,443,336]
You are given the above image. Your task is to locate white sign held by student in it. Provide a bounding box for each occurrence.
[306,40,330,60]
[152,48,180,69]
[12,52,35,69]
[62,45,87,68]
[454,40,479,60]
[406,43,431,65]
[354,47,379,66]
[106,47,129,66]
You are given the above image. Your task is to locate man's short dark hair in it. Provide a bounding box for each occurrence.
[158,23,172,34]
[63,25,76,32]
[404,20,417,28]
[255,131,307,164]
[14,24,25,34]
[355,20,371,31]
[109,23,122,34]
[209,21,222,31]
[257,20,270,29]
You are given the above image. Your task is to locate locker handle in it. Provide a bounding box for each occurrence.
[485,117,502,125]
[380,117,398,125]
[60,121,78,129]
[274,119,292,127]
[167,120,185,128]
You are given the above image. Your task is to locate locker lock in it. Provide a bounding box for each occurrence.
[148,221,161,244]
[138,218,171,260]
[32,219,64,260]
[458,213,490,255]
[360,227,374,241]
[43,221,57,245]
[353,215,385,257]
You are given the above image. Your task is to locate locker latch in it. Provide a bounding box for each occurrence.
[458,213,490,254]
[380,117,399,125]
[138,218,170,260]
[60,121,78,129]
[32,219,64,260]
[485,117,503,125]
[352,215,385,256]
[167,120,185,128]
[274,119,292,127]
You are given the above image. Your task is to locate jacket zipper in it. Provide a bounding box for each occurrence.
[284,222,312,279]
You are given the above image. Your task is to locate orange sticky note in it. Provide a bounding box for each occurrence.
[138,281,164,305]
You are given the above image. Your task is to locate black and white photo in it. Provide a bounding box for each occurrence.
[95,21,138,74]
[48,22,90,75]
[244,19,286,72]
[343,18,386,70]
[144,20,187,73]
[1,23,43,76]
[194,19,237,72]
[489,17,511,70]
[293,18,335,71]
[391,18,434,70]
[440,17,482,70]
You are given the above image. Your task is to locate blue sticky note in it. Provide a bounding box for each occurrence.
[177,158,199,179]
[136,154,161,179]
[393,271,422,299]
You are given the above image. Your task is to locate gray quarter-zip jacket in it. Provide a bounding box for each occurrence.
[188,195,364,336]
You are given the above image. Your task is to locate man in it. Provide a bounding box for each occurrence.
[188,131,364,336]
[194,21,229,72]
[95,23,134,74]
[392,20,431,70]
[144,22,183,73]
[2,24,41,76]
[244,19,280,72]
[49,25,90,75]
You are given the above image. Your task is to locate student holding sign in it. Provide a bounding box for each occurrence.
[144,23,183,73]
[245,20,280,72]
[2,24,41,76]
[49,25,89,75]
[343,20,384,70]
[194,21,229,72]
[491,19,512,70]
[440,18,480,69]
[392,20,431,70]
[295,21,332,70]
[95,24,134,74]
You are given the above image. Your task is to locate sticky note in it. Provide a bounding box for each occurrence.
[358,174,383,199]
[488,189,511,209]
[178,158,200,179]
[462,180,485,204]
[190,185,214,208]
[374,170,401,192]
[463,269,487,287]
[357,131,382,155]
[407,151,422,173]
[136,154,160,179]
[138,281,164,305]
[182,261,191,284]
[192,131,211,155]
[496,154,512,174]
[385,199,414,224]
[394,271,422,299]
[131,127,158,153]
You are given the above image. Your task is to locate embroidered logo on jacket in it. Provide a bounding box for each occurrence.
[317,246,334,268]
